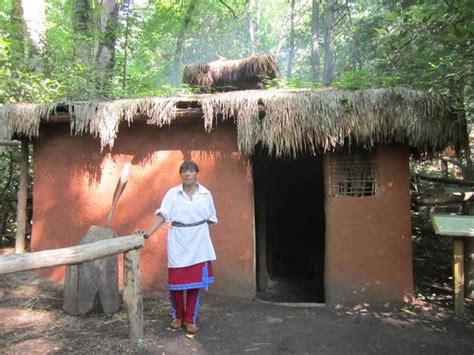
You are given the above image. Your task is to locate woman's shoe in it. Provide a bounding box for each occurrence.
[183,322,199,334]
[169,318,183,329]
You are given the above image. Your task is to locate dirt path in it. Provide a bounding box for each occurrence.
[0,271,473,354]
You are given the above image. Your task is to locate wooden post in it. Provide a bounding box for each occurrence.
[453,237,465,315]
[464,239,474,300]
[256,185,268,291]
[15,138,29,254]
[123,248,144,344]
[462,197,474,299]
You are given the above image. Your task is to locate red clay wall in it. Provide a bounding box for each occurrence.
[32,119,256,299]
[324,145,414,304]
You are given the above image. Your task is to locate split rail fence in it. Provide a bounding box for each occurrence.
[0,234,145,342]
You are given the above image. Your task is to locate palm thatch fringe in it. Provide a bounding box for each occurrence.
[0,88,463,156]
[70,97,178,149]
[200,88,462,157]
[0,103,55,141]
[183,54,279,87]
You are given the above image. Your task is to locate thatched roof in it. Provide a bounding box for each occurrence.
[182,54,279,87]
[0,88,464,157]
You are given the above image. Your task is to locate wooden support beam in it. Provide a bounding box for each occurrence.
[415,173,474,187]
[41,104,265,125]
[0,234,145,275]
[453,237,465,315]
[0,140,21,147]
[43,107,204,124]
[15,138,29,254]
[123,248,144,344]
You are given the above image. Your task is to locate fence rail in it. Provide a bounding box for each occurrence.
[0,234,145,343]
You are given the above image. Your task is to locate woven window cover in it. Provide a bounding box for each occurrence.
[329,154,379,197]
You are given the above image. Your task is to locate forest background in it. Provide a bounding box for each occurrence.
[0,0,473,244]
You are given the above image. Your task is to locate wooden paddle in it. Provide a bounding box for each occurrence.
[105,162,131,228]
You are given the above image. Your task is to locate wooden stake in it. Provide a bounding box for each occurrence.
[15,138,29,254]
[462,197,474,299]
[453,237,465,315]
[464,239,474,299]
[123,248,144,343]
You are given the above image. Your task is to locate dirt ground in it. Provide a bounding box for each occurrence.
[1,212,474,354]
[0,270,472,354]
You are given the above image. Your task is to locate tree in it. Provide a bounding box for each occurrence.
[310,0,321,81]
[20,0,46,71]
[286,0,296,78]
[248,0,260,54]
[96,0,120,96]
[72,0,94,68]
[322,0,336,86]
[171,0,198,87]
[9,0,25,66]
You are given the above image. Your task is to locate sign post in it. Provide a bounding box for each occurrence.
[431,214,474,315]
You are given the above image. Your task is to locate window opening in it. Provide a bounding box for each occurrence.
[329,153,379,197]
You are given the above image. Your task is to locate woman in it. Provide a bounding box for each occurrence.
[138,160,217,334]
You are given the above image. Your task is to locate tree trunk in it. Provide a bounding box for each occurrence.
[20,0,46,71]
[121,0,133,90]
[248,0,260,54]
[9,0,25,65]
[323,0,337,87]
[96,0,120,96]
[73,0,94,67]
[14,138,28,254]
[310,0,321,81]
[286,0,296,78]
[171,0,198,87]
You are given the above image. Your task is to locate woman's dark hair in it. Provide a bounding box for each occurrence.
[179,160,199,173]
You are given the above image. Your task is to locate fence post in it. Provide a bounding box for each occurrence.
[123,248,144,344]
[15,138,29,254]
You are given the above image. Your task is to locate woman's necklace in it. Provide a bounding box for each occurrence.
[183,184,197,199]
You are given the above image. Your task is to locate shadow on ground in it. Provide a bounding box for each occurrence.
[0,270,473,354]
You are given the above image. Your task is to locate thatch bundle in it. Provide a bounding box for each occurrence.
[0,88,464,157]
[182,54,279,88]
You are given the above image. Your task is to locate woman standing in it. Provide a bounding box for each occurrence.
[138,160,217,334]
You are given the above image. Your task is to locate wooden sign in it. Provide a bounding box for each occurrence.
[431,214,474,238]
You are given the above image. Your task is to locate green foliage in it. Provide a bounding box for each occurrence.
[332,69,398,90]
[0,145,33,247]
[264,77,322,90]
[0,0,471,103]
[0,149,19,245]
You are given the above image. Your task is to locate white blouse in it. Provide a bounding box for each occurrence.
[155,184,217,268]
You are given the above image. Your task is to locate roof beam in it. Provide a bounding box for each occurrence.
[0,140,21,147]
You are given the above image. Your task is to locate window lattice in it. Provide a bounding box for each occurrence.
[329,154,379,197]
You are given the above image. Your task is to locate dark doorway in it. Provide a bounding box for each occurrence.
[253,148,325,303]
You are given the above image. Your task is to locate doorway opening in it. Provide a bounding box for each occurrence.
[253,147,325,303]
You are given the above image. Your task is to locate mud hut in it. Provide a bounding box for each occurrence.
[0,57,465,305]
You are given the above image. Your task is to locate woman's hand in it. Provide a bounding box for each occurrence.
[135,229,149,239]
[135,215,164,240]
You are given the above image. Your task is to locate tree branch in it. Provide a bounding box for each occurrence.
[218,0,237,18]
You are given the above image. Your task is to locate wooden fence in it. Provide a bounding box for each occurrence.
[0,234,145,343]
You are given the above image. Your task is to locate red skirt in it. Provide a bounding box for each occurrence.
[168,261,214,291]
